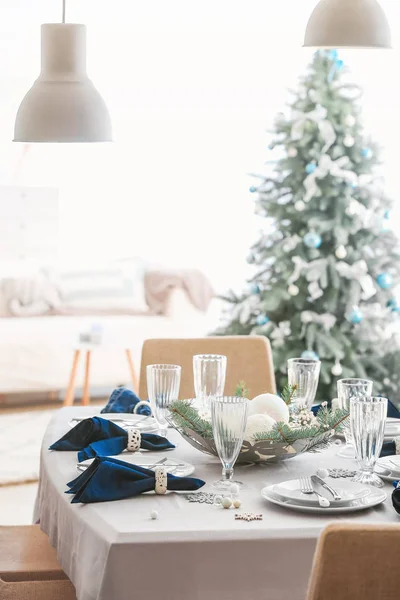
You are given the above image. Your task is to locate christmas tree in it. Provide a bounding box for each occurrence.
[217,50,400,403]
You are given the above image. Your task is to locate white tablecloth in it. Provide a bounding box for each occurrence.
[36,407,398,600]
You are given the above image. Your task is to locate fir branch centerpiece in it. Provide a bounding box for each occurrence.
[167,384,349,463]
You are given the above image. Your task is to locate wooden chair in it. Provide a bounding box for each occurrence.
[307,523,400,600]
[138,336,276,400]
[0,526,76,600]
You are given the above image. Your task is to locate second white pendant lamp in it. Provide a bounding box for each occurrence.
[14,0,112,143]
[304,0,392,49]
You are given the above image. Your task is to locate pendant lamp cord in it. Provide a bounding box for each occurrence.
[62,0,66,23]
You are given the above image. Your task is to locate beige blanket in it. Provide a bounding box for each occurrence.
[145,268,214,314]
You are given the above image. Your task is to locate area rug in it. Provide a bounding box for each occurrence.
[0,410,55,486]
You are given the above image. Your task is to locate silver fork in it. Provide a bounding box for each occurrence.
[300,477,330,508]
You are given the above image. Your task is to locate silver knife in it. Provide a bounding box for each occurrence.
[311,475,342,500]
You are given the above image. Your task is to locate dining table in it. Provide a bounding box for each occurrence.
[35,406,399,600]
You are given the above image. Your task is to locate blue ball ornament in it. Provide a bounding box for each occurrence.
[249,186,257,193]
[250,283,260,294]
[301,350,319,361]
[386,299,399,312]
[362,148,373,159]
[305,163,317,175]
[349,308,363,324]
[303,232,322,249]
[376,272,393,290]
[384,210,390,219]
[256,314,270,326]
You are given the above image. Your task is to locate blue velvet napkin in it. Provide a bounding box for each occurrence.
[101,388,151,415]
[66,456,205,503]
[49,417,174,462]
[312,398,400,417]
[392,484,400,514]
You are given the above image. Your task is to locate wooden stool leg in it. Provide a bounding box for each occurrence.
[125,349,139,392]
[64,350,81,406]
[82,351,92,406]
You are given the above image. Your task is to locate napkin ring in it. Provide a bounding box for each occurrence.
[395,438,400,455]
[127,428,141,452]
[155,466,167,495]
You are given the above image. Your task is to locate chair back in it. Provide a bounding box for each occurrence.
[307,523,400,600]
[139,335,276,400]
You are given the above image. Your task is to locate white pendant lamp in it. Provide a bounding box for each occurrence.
[14,0,112,142]
[304,0,392,49]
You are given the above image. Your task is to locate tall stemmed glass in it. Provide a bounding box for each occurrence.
[211,396,248,490]
[287,358,321,408]
[193,354,227,410]
[337,378,373,458]
[350,396,387,488]
[146,364,181,436]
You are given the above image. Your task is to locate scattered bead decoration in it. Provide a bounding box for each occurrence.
[328,468,357,479]
[184,493,217,504]
[233,499,242,509]
[150,510,159,520]
[316,468,329,479]
[235,513,263,522]
[222,497,233,509]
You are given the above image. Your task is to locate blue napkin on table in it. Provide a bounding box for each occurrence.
[392,482,400,514]
[101,388,151,416]
[312,398,400,417]
[49,417,174,462]
[66,456,205,503]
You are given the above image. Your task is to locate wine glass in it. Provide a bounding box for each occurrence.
[146,364,181,436]
[337,378,373,458]
[211,396,248,490]
[350,395,387,487]
[287,358,321,408]
[193,354,227,410]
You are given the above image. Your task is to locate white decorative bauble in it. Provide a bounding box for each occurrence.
[343,134,355,148]
[288,284,299,296]
[383,377,391,386]
[331,361,343,377]
[335,245,347,259]
[248,393,290,423]
[244,414,276,443]
[150,510,159,520]
[317,468,329,479]
[288,147,298,158]
[222,497,232,509]
[233,499,241,509]
[345,115,356,127]
[294,200,305,212]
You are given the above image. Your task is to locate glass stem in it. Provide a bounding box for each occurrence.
[222,466,233,481]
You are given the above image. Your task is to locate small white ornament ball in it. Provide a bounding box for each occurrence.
[383,377,391,386]
[345,115,356,127]
[335,245,347,260]
[233,499,242,509]
[288,147,298,158]
[230,483,240,496]
[150,510,159,520]
[331,361,343,377]
[244,414,276,443]
[343,134,355,148]
[316,468,329,479]
[288,284,299,297]
[294,200,305,212]
[222,497,232,509]
[248,393,290,424]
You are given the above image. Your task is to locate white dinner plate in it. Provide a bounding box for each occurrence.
[273,479,370,508]
[261,481,387,514]
[376,455,400,482]
[68,413,158,433]
[77,455,195,477]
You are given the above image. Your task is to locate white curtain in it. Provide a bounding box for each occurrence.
[0,0,399,292]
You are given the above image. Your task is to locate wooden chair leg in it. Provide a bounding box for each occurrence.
[125,349,139,392]
[64,350,81,406]
[81,351,92,406]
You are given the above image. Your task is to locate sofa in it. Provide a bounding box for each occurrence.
[0,264,214,398]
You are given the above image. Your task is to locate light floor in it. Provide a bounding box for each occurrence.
[0,483,38,525]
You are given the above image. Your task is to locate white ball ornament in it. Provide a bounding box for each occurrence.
[244,414,276,443]
[294,200,305,212]
[222,497,232,509]
[288,147,298,158]
[343,134,355,148]
[150,510,159,520]
[335,245,347,260]
[345,115,356,127]
[233,499,242,509]
[331,361,343,377]
[316,468,329,479]
[288,284,299,296]
[248,393,290,424]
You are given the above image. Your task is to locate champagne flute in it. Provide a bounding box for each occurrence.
[193,354,227,410]
[337,378,373,458]
[287,358,321,408]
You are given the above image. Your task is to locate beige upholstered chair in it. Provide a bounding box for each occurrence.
[307,523,400,600]
[139,336,276,400]
[0,526,76,600]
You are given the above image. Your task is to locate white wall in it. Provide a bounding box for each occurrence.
[0,0,399,292]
